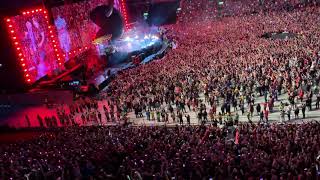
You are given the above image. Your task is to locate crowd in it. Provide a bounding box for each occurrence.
[27,2,320,128]
[3,1,320,179]
[107,5,320,125]
[1,123,320,179]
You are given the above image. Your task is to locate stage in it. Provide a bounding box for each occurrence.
[90,27,170,90]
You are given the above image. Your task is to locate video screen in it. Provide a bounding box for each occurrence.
[12,11,57,82]
[51,0,121,61]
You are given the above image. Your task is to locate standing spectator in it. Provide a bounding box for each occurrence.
[186,114,191,125]
[256,103,261,115]
[25,115,31,127]
[294,106,300,119]
[302,104,306,119]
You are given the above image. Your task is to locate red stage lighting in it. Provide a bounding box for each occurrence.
[22,63,25,67]
[16,47,20,50]
[27,79,31,82]
[22,12,26,15]
[120,0,129,30]
[10,30,14,33]
[6,19,10,22]
[32,10,35,13]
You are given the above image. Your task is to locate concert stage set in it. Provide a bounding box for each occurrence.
[1,0,176,94]
[91,26,169,90]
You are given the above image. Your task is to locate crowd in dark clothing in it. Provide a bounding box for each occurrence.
[1,122,320,179]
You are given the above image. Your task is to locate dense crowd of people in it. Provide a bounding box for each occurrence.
[2,0,320,179]
[1,123,320,179]
[108,5,320,125]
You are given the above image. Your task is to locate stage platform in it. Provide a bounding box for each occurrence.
[89,41,170,90]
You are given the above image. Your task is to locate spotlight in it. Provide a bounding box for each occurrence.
[124,37,131,41]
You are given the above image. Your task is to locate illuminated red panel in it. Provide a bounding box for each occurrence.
[120,0,129,30]
[4,7,62,83]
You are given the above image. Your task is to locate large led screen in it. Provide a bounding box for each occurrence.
[51,0,120,61]
[9,10,58,82]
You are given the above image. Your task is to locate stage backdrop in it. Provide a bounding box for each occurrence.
[10,10,57,82]
[51,0,120,62]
